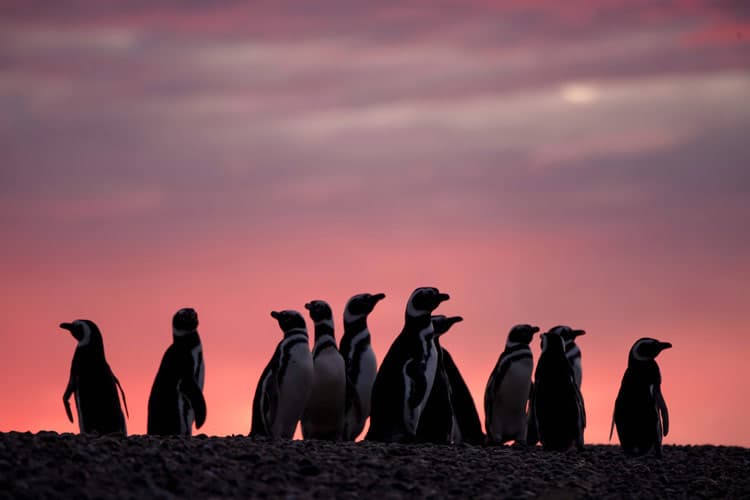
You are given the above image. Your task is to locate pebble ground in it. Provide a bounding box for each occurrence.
[1,432,748,499]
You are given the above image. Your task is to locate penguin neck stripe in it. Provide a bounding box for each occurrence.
[315,319,335,330]
[283,328,308,339]
[349,328,370,347]
[344,311,366,324]
[566,345,581,357]
[173,328,197,337]
[78,322,92,347]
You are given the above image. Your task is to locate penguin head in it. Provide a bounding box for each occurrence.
[431,315,463,337]
[305,300,333,324]
[406,287,450,318]
[173,308,199,336]
[507,324,539,344]
[59,320,103,348]
[540,331,566,353]
[549,325,586,344]
[271,310,307,336]
[344,292,386,323]
[630,337,672,363]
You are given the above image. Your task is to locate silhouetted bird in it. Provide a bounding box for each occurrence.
[60,320,128,434]
[251,310,313,439]
[148,308,206,436]
[530,332,585,451]
[302,300,346,440]
[611,337,671,456]
[339,292,385,440]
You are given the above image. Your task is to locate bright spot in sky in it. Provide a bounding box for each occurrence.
[561,83,599,103]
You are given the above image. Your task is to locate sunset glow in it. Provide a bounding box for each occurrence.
[1,1,748,447]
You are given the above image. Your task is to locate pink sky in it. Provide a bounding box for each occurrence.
[1,1,749,446]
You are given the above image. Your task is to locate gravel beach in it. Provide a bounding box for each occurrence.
[1,432,748,499]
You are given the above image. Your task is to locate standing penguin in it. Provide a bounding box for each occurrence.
[416,315,463,443]
[531,332,585,451]
[528,325,587,445]
[60,320,128,434]
[251,310,314,439]
[301,300,346,440]
[484,324,538,445]
[549,325,586,388]
[366,287,450,443]
[148,308,206,436]
[611,337,671,456]
[339,292,386,441]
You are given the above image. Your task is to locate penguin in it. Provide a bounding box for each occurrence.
[484,324,538,445]
[415,315,462,444]
[441,335,485,445]
[549,325,586,388]
[365,286,450,443]
[528,325,587,445]
[147,307,206,436]
[301,300,346,440]
[60,320,129,434]
[610,337,672,456]
[251,310,314,439]
[339,292,386,441]
[530,332,585,451]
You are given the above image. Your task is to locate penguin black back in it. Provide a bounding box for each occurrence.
[148,308,206,436]
[532,332,585,451]
[611,337,672,456]
[441,348,485,445]
[60,320,128,434]
[416,315,462,444]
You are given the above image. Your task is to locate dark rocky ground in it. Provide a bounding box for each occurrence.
[1,432,748,499]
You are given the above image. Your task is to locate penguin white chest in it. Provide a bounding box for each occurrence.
[356,347,377,415]
[403,339,437,432]
[498,358,533,404]
[311,349,346,404]
[191,344,205,389]
[274,342,314,438]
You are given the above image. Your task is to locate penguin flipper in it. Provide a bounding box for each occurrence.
[182,378,207,429]
[113,373,129,419]
[404,359,429,436]
[656,385,669,437]
[63,398,74,423]
[343,375,363,439]
[263,376,280,434]
[609,408,616,441]
[63,376,75,423]
[526,383,538,445]
[483,374,495,436]
[575,380,586,430]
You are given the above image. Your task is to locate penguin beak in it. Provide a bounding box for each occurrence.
[59,322,82,341]
[574,329,586,337]
[270,311,281,320]
[449,316,463,325]
[531,326,540,335]
[436,293,450,303]
[304,303,312,310]
[658,342,672,351]
[372,293,386,303]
